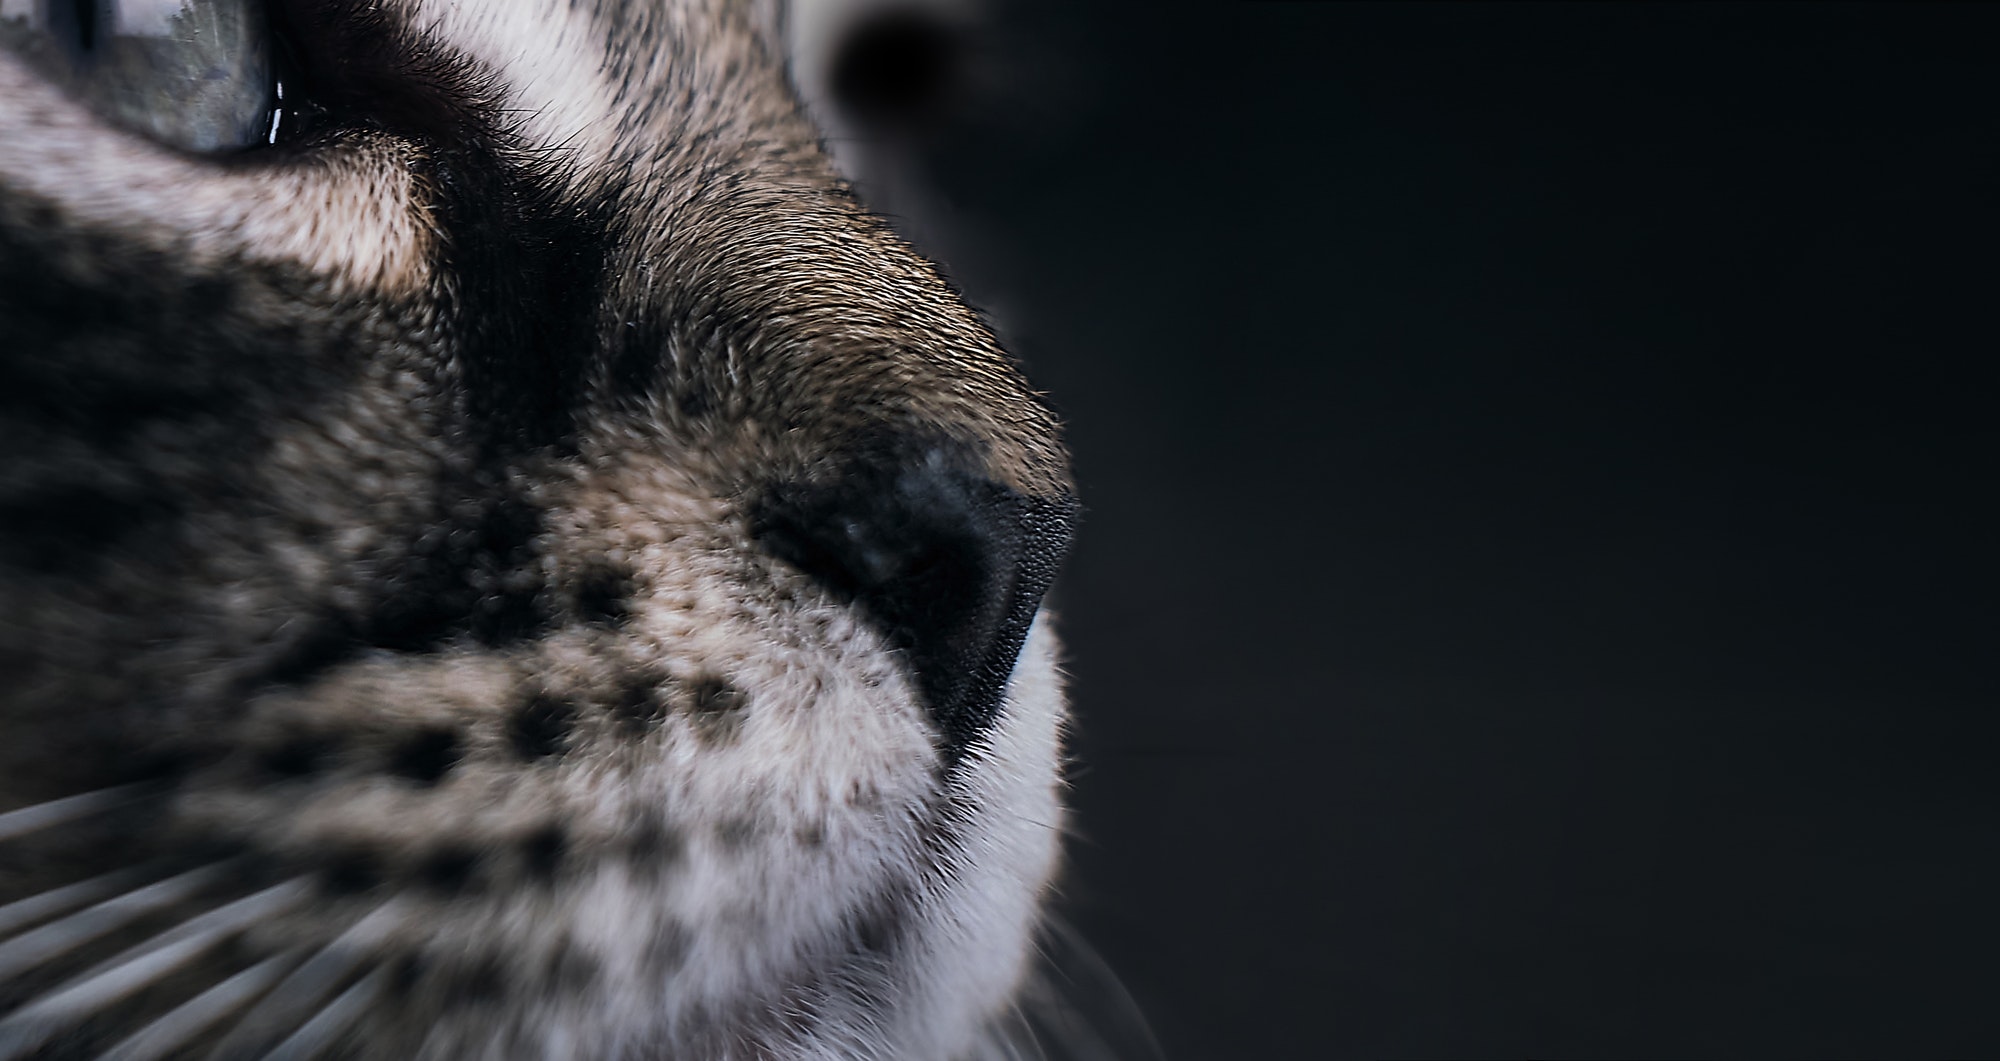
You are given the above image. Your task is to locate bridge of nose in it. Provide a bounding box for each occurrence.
[581,168,1077,763]
[395,0,1080,755]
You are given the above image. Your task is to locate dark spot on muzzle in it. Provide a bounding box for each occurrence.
[388,727,463,786]
[510,694,574,762]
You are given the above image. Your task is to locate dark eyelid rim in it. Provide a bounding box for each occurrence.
[263,0,501,149]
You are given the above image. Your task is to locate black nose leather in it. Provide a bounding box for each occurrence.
[749,436,1075,763]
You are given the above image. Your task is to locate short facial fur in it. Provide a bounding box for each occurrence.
[0,1,1076,1057]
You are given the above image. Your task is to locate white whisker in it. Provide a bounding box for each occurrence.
[60,880,311,988]
[0,868,149,939]
[96,955,294,1061]
[0,863,226,984]
[0,786,149,844]
[1007,999,1053,1061]
[1008,915,1165,1061]
[259,965,386,1061]
[1031,998,1121,1061]
[0,879,307,1061]
[967,1010,1045,1061]
[204,899,403,1061]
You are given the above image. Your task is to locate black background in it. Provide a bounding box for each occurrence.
[857,3,1995,1056]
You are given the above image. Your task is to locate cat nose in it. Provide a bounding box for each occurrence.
[748,435,1075,763]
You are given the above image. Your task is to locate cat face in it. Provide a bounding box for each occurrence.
[0,1,1074,1056]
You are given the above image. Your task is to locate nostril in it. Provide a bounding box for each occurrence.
[749,435,1075,762]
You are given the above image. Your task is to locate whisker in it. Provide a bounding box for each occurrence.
[0,879,308,1061]
[204,899,403,1061]
[967,1014,1042,1061]
[0,867,150,939]
[259,965,387,1061]
[96,955,294,1061]
[1014,915,1165,1061]
[0,863,228,984]
[1004,999,1052,1061]
[0,785,150,844]
[1035,1001,1120,1061]
[57,880,312,989]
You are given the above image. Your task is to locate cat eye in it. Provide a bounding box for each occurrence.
[0,0,292,152]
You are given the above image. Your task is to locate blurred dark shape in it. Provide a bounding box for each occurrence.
[862,1,2000,1057]
[829,7,964,130]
